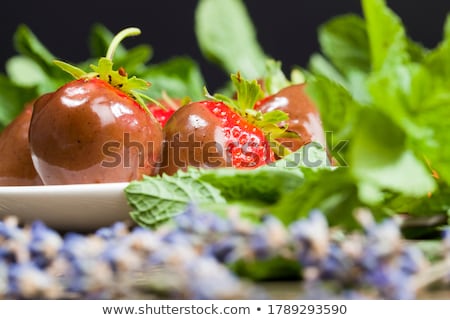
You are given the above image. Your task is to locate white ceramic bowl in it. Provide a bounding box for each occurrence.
[0,182,132,232]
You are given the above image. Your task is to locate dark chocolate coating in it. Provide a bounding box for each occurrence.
[0,104,43,186]
[161,102,229,175]
[256,83,326,151]
[29,78,163,185]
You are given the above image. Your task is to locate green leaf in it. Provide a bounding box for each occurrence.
[414,93,450,185]
[195,0,267,78]
[271,167,362,228]
[263,60,295,95]
[141,56,205,101]
[9,24,71,94]
[199,166,304,204]
[13,25,58,74]
[318,14,371,76]
[88,24,153,76]
[6,56,49,87]
[0,75,38,129]
[230,256,301,281]
[231,73,264,112]
[308,54,348,88]
[114,45,153,75]
[445,13,450,39]
[306,75,362,145]
[349,109,436,199]
[54,60,87,79]
[273,142,331,170]
[362,0,408,71]
[260,110,289,126]
[125,170,226,227]
[368,62,437,142]
[387,182,450,217]
[423,15,450,87]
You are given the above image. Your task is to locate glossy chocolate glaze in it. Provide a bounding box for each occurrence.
[161,102,229,175]
[256,83,326,152]
[29,78,163,185]
[0,104,43,186]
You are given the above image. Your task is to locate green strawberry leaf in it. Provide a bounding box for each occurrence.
[54,60,87,79]
[207,72,295,156]
[54,28,160,112]
[231,73,264,112]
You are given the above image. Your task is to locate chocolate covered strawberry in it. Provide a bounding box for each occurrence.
[0,104,43,186]
[147,95,183,127]
[29,28,163,185]
[161,74,291,175]
[255,83,326,152]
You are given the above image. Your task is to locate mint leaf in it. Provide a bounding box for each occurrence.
[273,142,331,169]
[362,0,408,71]
[308,54,348,88]
[423,15,450,87]
[9,24,72,95]
[318,14,370,76]
[125,170,225,228]
[349,108,436,200]
[0,75,38,129]
[306,75,362,147]
[115,45,153,76]
[13,25,59,76]
[199,166,303,204]
[309,56,372,105]
[368,63,433,139]
[141,56,205,101]
[195,0,267,78]
[415,93,450,185]
[5,56,48,87]
[230,256,301,281]
[271,167,363,228]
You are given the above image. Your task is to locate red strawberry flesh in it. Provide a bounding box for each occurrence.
[161,101,274,175]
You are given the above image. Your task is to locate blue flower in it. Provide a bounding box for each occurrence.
[28,221,63,268]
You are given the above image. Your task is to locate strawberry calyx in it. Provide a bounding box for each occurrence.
[205,72,298,158]
[53,27,159,114]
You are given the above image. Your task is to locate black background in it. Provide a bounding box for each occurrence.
[0,0,448,88]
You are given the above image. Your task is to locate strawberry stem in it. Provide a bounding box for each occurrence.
[106,27,141,61]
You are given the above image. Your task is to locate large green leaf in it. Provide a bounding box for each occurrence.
[125,170,225,227]
[195,0,267,78]
[141,56,205,100]
[349,109,436,200]
[318,14,370,76]
[0,75,38,129]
